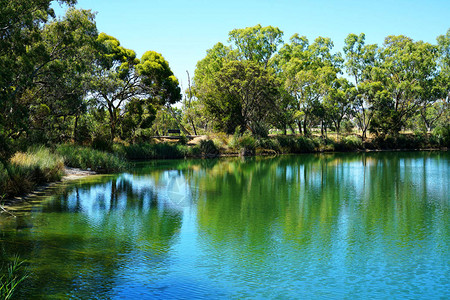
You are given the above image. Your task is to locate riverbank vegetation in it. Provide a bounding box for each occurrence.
[1,1,449,197]
[0,256,28,300]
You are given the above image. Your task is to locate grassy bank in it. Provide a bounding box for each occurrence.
[111,132,448,161]
[0,146,125,200]
[56,144,126,173]
[0,147,64,199]
[1,132,447,200]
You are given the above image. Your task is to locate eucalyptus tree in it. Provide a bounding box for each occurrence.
[27,8,98,143]
[0,0,77,155]
[278,35,342,135]
[200,60,279,135]
[343,33,379,139]
[228,24,283,68]
[431,29,450,131]
[323,77,357,134]
[90,34,181,141]
[372,35,438,134]
[194,25,283,135]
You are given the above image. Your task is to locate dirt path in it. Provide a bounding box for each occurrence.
[63,167,96,180]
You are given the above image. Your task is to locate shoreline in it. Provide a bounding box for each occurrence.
[0,167,96,209]
[1,148,447,209]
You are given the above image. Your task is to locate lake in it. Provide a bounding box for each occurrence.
[1,152,449,299]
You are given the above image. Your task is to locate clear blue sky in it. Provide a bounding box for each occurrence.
[53,0,450,89]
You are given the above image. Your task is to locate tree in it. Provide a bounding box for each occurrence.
[201,60,279,135]
[90,35,181,141]
[89,33,141,142]
[228,24,283,68]
[324,78,356,134]
[343,33,379,140]
[279,35,342,135]
[0,0,77,155]
[371,35,438,135]
[26,8,98,144]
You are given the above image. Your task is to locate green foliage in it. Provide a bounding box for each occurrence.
[228,24,283,66]
[275,136,317,153]
[256,138,281,153]
[199,60,279,134]
[0,147,64,197]
[233,135,257,153]
[56,144,126,172]
[0,161,8,194]
[199,140,219,157]
[10,146,65,183]
[0,256,28,300]
[115,143,186,160]
[138,51,181,106]
[335,135,363,151]
[432,125,450,147]
[370,135,426,149]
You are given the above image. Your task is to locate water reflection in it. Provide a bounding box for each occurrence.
[0,152,448,298]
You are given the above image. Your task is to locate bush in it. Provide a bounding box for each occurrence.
[56,144,126,172]
[256,138,281,153]
[199,140,219,157]
[9,147,65,183]
[432,125,450,147]
[335,135,363,151]
[297,136,318,152]
[0,147,64,197]
[184,145,202,157]
[274,136,317,153]
[237,135,256,150]
[117,142,186,160]
[342,120,354,134]
[4,164,35,196]
[275,136,297,153]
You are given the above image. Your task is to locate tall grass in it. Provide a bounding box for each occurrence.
[114,142,188,160]
[9,146,64,182]
[0,256,28,300]
[56,144,126,173]
[1,147,65,197]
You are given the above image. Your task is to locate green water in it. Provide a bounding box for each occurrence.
[1,152,449,299]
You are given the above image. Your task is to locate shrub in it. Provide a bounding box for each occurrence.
[178,135,188,145]
[256,138,281,153]
[342,120,355,134]
[199,140,219,157]
[56,144,126,172]
[335,135,363,151]
[432,125,450,147]
[237,135,256,150]
[185,145,202,157]
[297,136,317,152]
[275,136,297,153]
[9,146,65,183]
[4,164,34,196]
[117,142,186,160]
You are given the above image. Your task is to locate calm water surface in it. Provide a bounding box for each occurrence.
[1,152,449,299]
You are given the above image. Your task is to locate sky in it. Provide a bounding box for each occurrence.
[52,0,450,90]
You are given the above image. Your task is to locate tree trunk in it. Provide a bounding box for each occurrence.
[73,114,79,142]
[297,121,302,135]
[303,118,308,136]
[289,124,296,135]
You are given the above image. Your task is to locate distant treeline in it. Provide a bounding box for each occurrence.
[1,1,449,162]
